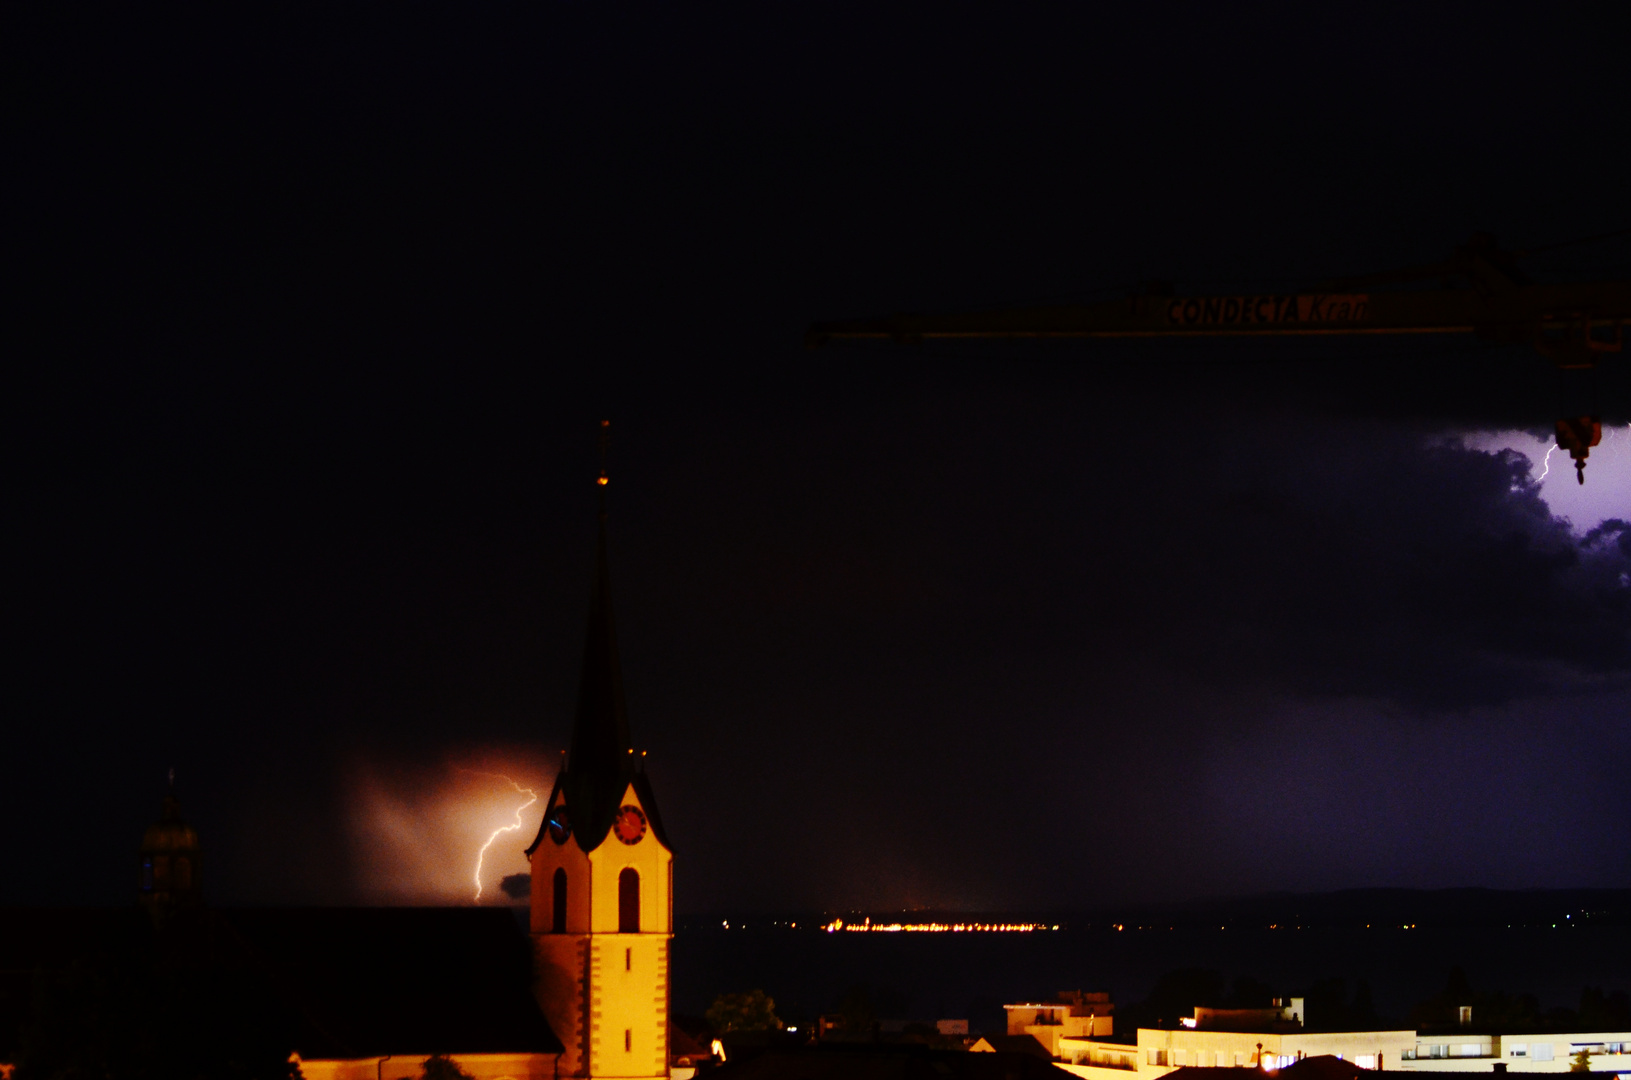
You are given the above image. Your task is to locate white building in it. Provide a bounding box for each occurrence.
[1047,999,1630,1080]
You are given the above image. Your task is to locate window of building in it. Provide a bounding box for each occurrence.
[625,1029,632,1052]
[1532,1044,1553,1062]
[1148,1050,1167,1065]
[619,867,640,933]
[1457,1044,1482,1057]
[1509,1045,1527,1057]
[552,868,567,933]
[1234,1053,1246,1066]
[625,946,632,971]
[1216,1051,1227,1067]
[1174,1050,1187,1065]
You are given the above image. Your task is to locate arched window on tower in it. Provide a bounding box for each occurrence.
[552,868,567,934]
[619,868,640,933]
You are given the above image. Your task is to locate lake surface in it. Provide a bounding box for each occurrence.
[670,922,1631,1032]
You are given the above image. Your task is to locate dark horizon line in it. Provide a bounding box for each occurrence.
[679,886,1631,924]
[8,885,1628,922]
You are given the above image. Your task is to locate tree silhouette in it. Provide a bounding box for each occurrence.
[419,1054,475,1080]
[706,990,784,1033]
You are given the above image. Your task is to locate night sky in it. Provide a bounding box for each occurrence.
[8,3,1630,916]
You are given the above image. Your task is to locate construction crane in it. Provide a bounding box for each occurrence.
[809,233,1630,483]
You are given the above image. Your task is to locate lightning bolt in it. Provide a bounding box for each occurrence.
[461,771,539,903]
[1537,444,1556,483]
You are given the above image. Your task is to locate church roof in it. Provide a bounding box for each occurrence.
[0,906,154,1057]
[223,907,562,1059]
[970,1034,1052,1058]
[0,906,562,1062]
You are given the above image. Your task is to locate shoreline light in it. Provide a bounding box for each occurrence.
[821,918,1058,933]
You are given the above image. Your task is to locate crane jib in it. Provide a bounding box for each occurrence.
[1166,293,1370,328]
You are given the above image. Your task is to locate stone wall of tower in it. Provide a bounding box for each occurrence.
[583,934,669,1078]
[534,933,590,1076]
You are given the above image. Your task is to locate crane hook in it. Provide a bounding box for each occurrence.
[1553,416,1601,485]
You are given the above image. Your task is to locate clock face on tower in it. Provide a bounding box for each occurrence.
[613,805,647,845]
[547,804,572,845]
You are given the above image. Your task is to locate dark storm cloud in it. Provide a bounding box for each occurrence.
[637,382,1630,715]
[1089,425,1631,707]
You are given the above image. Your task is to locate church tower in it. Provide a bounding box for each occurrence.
[527,493,672,1080]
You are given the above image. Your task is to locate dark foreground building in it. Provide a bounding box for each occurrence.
[0,900,563,1078]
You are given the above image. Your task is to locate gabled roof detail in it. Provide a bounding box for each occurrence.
[628,771,671,850]
[523,773,567,858]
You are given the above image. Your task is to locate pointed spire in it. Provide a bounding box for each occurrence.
[564,422,635,850]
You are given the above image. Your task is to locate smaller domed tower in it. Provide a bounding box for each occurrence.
[139,780,203,922]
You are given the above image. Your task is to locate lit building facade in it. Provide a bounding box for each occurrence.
[294,1052,559,1080]
[1050,1001,1630,1080]
[1395,1032,1630,1073]
[1006,993,1116,1059]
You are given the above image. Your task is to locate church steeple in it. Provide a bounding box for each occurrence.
[528,424,674,1080]
[527,421,668,858]
[562,514,635,852]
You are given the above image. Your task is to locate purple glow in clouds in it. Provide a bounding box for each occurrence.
[1463,425,1631,531]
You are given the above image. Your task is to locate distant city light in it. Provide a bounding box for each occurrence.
[821,918,1058,933]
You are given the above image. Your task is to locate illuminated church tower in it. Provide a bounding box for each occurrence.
[527,495,672,1080]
